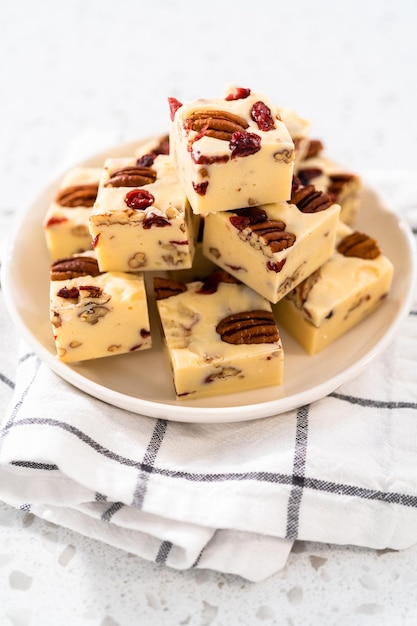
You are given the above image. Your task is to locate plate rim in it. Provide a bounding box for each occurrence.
[2,138,416,423]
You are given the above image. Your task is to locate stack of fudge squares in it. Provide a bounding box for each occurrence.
[44,86,394,400]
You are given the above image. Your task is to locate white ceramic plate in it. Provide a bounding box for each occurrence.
[2,139,416,423]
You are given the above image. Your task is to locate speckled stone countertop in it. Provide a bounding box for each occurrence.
[1,1,417,624]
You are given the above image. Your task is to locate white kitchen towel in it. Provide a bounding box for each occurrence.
[1,289,417,581]
[1,166,417,582]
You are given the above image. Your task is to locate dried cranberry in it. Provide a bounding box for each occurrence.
[192,181,209,195]
[298,167,323,186]
[197,270,238,294]
[235,206,268,224]
[124,189,155,210]
[168,97,182,121]
[142,214,170,229]
[251,101,275,131]
[224,87,251,101]
[140,328,151,338]
[230,215,250,231]
[229,131,261,158]
[78,285,102,297]
[192,153,229,165]
[136,153,156,167]
[57,286,79,299]
[267,259,286,273]
[92,234,100,248]
[46,216,68,227]
[156,135,170,155]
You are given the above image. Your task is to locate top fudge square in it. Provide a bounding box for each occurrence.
[89,153,196,272]
[169,86,295,215]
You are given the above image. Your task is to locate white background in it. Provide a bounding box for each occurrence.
[1,1,417,624]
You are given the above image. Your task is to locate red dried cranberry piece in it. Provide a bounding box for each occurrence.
[192,181,209,196]
[45,216,68,227]
[78,285,102,297]
[251,101,275,131]
[267,259,286,273]
[235,206,268,224]
[57,286,79,299]
[142,214,170,229]
[137,153,156,167]
[230,215,250,231]
[229,131,261,158]
[92,234,99,248]
[197,270,238,294]
[224,87,251,101]
[168,97,182,121]
[124,189,155,210]
[297,167,323,186]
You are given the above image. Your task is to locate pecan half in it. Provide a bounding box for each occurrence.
[248,220,296,252]
[337,231,380,259]
[78,305,109,325]
[230,208,296,253]
[216,310,279,344]
[291,184,333,213]
[292,269,321,306]
[327,173,357,197]
[50,256,101,281]
[105,166,156,188]
[185,109,249,141]
[304,139,324,159]
[55,184,98,208]
[154,276,187,300]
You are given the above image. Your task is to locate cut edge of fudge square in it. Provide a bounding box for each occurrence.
[49,252,152,362]
[202,184,341,304]
[169,85,295,215]
[273,222,394,354]
[43,167,101,260]
[89,154,197,273]
[153,271,284,400]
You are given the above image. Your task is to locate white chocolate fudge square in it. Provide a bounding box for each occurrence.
[274,223,394,354]
[202,185,340,304]
[154,272,284,400]
[89,154,196,272]
[169,86,295,215]
[43,167,100,260]
[134,133,170,160]
[277,107,311,169]
[297,154,361,225]
[50,253,151,362]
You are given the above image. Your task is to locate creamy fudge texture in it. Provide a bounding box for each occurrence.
[202,186,340,304]
[134,134,170,160]
[90,154,196,272]
[274,223,394,354]
[297,154,361,225]
[43,167,100,260]
[50,253,151,362]
[169,86,295,215]
[154,272,284,399]
[277,107,311,169]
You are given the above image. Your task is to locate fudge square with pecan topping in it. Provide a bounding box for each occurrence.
[89,153,197,272]
[43,167,101,260]
[296,139,361,225]
[168,86,295,215]
[202,184,341,304]
[154,272,284,400]
[50,253,151,362]
[274,222,394,354]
